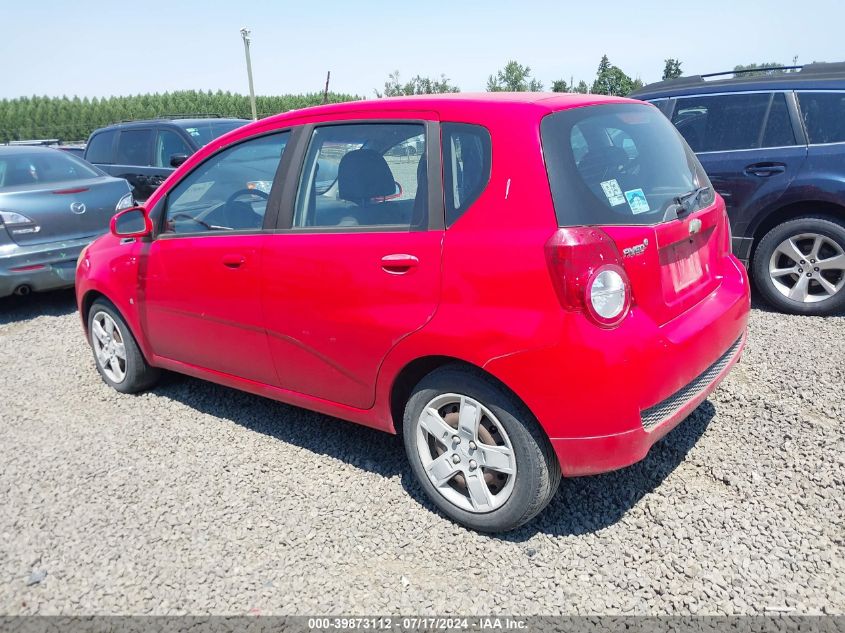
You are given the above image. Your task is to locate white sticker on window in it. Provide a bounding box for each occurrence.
[624,188,650,214]
[600,179,626,206]
[177,181,213,203]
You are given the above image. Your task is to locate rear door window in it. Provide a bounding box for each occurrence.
[671,93,770,152]
[541,103,713,227]
[797,91,845,144]
[85,130,117,164]
[116,129,153,166]
[293,123,427,230]
[442,123,492,226]
[761,93,798,147]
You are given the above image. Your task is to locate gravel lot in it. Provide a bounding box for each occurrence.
[0,290,842,615]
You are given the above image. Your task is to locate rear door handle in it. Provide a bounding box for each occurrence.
[744,163,786,177]
[381,253,419,274]
[222,254,246,269]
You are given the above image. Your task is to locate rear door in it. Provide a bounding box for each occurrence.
[140,130,291,384]
[261,117,443,409]
[669,92,807,253]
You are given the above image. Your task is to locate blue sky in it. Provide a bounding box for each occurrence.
[1,0,843,99]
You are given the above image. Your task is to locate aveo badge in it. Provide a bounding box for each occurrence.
[623,238,649,258]
[70,202,86,214]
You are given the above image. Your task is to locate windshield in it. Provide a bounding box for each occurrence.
[176,120,249,147]
[541,103,714,226]
[0,150,101,189]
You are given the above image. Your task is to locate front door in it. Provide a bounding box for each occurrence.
[261,120,443,409]
[140,130,291,384]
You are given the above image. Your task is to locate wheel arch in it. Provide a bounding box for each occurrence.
[388,355,544,442]
[749,200,845,264]
[80,288,154,364]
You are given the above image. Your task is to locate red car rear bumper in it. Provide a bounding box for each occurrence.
[549,330,746,476]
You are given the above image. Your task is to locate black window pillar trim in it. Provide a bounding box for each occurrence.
[786,91,809,146]
[264,125,310,231]
[273,124,314,230]
[424,120,445,231]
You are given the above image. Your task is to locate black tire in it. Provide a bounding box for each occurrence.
[403,365,561,533]
[87,298,159,393]
[752,216,845,316]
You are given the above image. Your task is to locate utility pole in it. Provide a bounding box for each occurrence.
[322,71,331,104]
[240,27,257,121]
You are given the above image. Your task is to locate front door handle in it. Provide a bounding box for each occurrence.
[381,253,419,274]
[744,162,786,177]
[222,254,246,269]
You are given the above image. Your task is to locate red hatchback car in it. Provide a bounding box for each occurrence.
[76,93,750,532]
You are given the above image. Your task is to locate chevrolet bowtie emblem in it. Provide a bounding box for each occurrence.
[689,218,702,235]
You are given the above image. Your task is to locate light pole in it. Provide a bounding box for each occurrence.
[240,27,257,121]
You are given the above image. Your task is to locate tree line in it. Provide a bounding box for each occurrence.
[1,56,808,143]
[0,90,358,143]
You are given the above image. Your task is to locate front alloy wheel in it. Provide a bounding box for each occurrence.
[91,311,127,383]
[87,298,159,393]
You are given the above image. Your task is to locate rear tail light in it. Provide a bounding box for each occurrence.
[545,227,632,327]
[0,210,40,235]
[115,193,134,212]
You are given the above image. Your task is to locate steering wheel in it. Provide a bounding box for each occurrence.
[226,188,269,205]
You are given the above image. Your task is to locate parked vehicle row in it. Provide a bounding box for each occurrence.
[75,93,750,532]
[633,62,845,316]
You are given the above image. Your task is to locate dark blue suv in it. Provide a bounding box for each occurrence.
[632,63,845,316]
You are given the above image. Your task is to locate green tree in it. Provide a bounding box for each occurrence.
[573,80,590,94]
[486,60,543,92]
[376,71,459,97]
[551,79,569,93]
[662,58,683,80]
[733,62,785,77]
[591,54,641,96]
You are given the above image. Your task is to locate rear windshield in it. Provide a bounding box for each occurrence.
[541,103,714,226]
[0,150,100,189]
[176,121,248,147]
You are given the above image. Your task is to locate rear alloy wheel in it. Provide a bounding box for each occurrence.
[403,366,560,533]
[88,299,159,393]
[753,217,845,316]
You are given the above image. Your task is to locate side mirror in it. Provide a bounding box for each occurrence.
[110,207,152,238]
[169,153,189,168]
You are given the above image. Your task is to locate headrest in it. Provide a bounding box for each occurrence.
[337,149,395,202]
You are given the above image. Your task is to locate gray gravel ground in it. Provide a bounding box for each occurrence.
[0,290,842,615]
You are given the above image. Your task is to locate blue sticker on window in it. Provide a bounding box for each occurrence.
[624,188,650,214]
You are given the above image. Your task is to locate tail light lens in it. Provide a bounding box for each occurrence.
[545,227,632,327]
[115,193,134,212]
[0,210,40,235]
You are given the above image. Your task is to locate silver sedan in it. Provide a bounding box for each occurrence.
[0,146,133,298]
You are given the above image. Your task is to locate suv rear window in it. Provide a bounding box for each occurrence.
[85,130,117,164]
[797,91,845,144]
[541,103,713,227]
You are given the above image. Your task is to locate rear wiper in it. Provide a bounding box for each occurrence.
[664,186,711,221]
